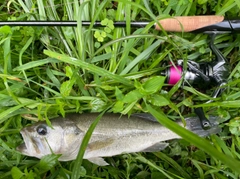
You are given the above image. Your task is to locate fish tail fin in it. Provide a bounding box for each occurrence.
[132,113,221,136]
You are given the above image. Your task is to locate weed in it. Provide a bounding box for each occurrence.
[1,0,240,179]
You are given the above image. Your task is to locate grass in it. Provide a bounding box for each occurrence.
[1,0,240,178]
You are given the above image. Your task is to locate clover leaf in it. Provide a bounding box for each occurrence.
[94,31,107,42]
[100,18,115,33]
[101,18,109,26]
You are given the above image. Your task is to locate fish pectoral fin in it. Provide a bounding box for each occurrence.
[142,142,169,152]
[88,157,109,166]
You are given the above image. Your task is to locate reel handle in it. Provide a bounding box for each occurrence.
[194,107,211,129]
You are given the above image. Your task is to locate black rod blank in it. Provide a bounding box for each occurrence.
[0,21,150,27]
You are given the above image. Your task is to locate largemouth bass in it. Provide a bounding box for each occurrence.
[17,113,220,166]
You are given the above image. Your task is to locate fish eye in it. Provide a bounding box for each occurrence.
[36,124,48,135]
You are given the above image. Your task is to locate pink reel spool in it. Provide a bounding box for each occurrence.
[168,65,182,85]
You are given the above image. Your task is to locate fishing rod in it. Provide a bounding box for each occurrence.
[0,15,239,33]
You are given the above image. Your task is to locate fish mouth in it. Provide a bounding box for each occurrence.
[17,128,51,158]
[16,143,28,155]
[17,129,40,156]
[17,129,31,155]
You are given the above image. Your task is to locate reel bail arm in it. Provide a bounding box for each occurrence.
[195,33,230,129]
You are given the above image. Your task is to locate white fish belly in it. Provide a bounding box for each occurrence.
[83,129,180,159]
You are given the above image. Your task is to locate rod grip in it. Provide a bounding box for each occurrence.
[155,15,224,32]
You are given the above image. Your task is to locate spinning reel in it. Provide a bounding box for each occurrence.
[162,34,230,129]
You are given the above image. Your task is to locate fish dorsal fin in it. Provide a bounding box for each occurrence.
[131,113,158,122]
[142,142,169,152]
[88,157,109,166]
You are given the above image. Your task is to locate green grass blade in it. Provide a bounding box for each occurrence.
[13,58,59,71]
[120,40,163,75]
[0,103,32,124]
[75,0,90,59]
[44,50,133,87]
[94,34,165,56]
[125,0,131,36]
[3,35,11,73]
[235,0,240,8]
[71,111,105,179]
[211,135,234,158]
[217,0,236,15]
[136,155,175,179]
[191,159,204,179]
[154,152,191,179]
[37,0,46,20]
[19,36,33,84]
[110,1,124,72]
[194,100,240,108]
[17,0,30,13]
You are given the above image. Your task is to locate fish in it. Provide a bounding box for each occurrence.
[17,113,220,166]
